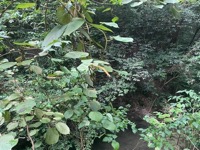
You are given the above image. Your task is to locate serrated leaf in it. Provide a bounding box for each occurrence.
[112,35,133,43]
[30,65,42,75]
[16,3,35,9]
[45,128,59,145]
[55,122,70,135]
[89,111,103,122]
[7,122,18,131]
[15,99,36,115]
[91,24,113,32]
[102,120,116,131]
[63,18,85,36]
[100,22,119,28]
[0,62,16,71]
[89,100,101,111]
[64,110,74,119]
[0,134,18,150]
[64,51,89,59]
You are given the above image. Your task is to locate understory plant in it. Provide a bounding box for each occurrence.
[140,90,200,150]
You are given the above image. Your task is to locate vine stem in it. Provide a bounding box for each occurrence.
[24,116,35,150]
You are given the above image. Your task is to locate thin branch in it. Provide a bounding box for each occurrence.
[0,1,14,18]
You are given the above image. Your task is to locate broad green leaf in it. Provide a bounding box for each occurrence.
[56,6,71,25]
[18,59,33,66]
[45,128,59,145]
[42,25,67,49]
[0,62,16,71]
[30,65,42,75]
[112,35,133,43]
[100,22,119,28]
[89,100,101,111]
[5,93,20,101]
[54,112,64,118]
[130,1,144,7]
[35,108,44,119]
[102,120,116,131]
[91,24,113,32]
[15,99,36,115]
[89,111,103,122]
[63,18,85,36]
[64,110,74,119]
[6,122,18,131]
[84,89,97,98]
[65,51,89,59]
[55,122,70,135]
[164,0,179,3]
[0,113,5,126]
[112,141,120,150]
[16,3,35,9]
[40,118,51,123]
[0,134,18,150]
[84,11,93,22]
[29,122,42,128]
[78,120,90,129]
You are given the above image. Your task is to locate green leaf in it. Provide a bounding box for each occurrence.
[89,100,101,111]
[40,118,51,124]
[54,112,64,118]
[102,7,111,12]
[0,134,18,150]
[15,99,36,115]
[18,59,33,66]
[56,6,71,25]
[6,122,18,131]
[102,120,116,131]
[5,93,20,101]
[112,17,119,23]
[112,141,120,150]
[45,128,59,145]
[112,35,133,43]
[16,3,35,9]
[42,25,67,49]
[83,74,93,86]
[78,120,90,129]
[63,18,85,36]
[55,122,70,135]
[29,129,39,136]
[0,62,16,71]
[100,22,119,28]
[13,42,33,46]
[64,110,74,119]
[89,111,103,122]
[30,65,42,75]
[91,24,113,32]
[84,89,97,98]
[64,51,89,59]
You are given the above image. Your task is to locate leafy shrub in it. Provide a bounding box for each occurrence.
[140,90,200,150]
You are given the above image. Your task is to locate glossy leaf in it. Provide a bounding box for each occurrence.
[112,35,133,43]
[0,62,16,71]
[65,51,89,59]
[91,24,113,32]
[0,135,18,150]
[100,22,119,28]
[102,120,116,131]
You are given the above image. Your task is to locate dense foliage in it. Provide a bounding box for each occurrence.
[0,0,200,150]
